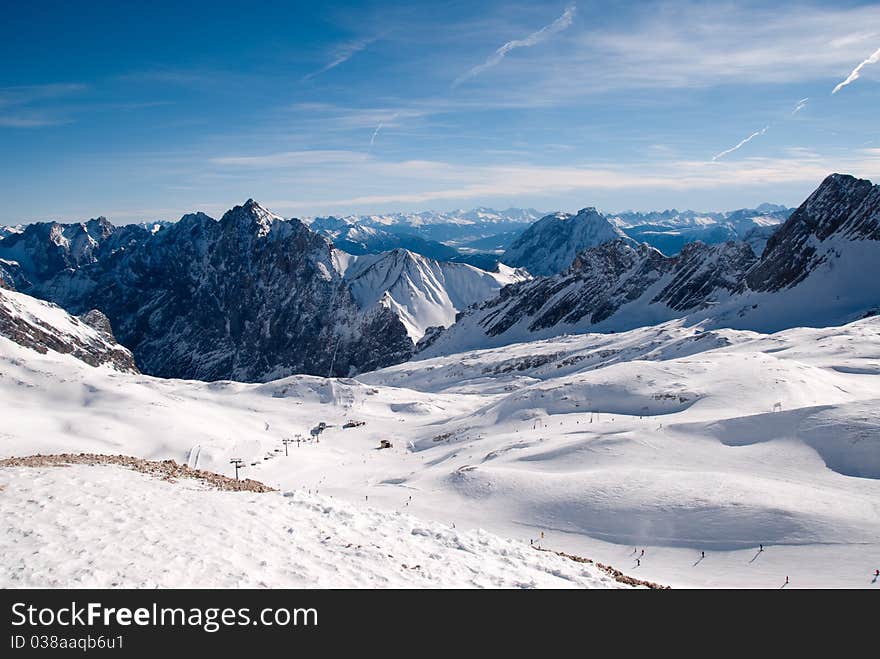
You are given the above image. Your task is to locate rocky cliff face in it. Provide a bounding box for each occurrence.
[0,287,138,372]
[34,200,415,382]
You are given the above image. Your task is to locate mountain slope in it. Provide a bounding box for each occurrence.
[420,239,756,354]
[0,287,137,372]
[502,207,634,275]
[342,249,528,341]
[0,464,625,588]
[3,291,879,588]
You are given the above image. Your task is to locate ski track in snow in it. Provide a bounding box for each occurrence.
[2,309,880,588]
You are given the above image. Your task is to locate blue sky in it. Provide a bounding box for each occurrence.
[2,0,879,223]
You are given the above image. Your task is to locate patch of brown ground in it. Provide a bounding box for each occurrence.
[0,453,275,492]
[533,546,670,589]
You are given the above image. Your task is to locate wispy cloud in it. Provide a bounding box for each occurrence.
[452,5,576,87]
[256,150,880,214]
[832,45,880,94]
[0,116,71,128]
[211,150,370,167]
[0,83,87,129]
[791,97,809,115]
[712,126,769,161]
[0,83,87,108]
[304,37,378,81]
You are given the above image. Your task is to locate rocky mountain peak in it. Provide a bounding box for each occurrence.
[503,207,632,276]
[220,199,280,238]
[746,173,879,291]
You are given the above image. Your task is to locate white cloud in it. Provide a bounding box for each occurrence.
[236,149,880,212]
[832,46,880,94]
[452,5,576,87]
[712,126,769,161]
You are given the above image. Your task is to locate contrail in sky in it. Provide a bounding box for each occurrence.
[453,5,576,87]
[304,37,377,81]
[832,46,880,94]
[712,126,769,161]
[370,113,398,146]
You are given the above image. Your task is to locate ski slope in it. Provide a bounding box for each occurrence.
[2,312,880,587]
[0,464,622,588]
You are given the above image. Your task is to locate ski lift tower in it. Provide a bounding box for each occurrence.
[229,458,245,481]
[282,437,295,456]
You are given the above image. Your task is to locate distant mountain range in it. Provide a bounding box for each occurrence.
[417,174,880,356]
[2,203,791,274]
[0,201,523,381]
[607,204,793,257]
[1,177,873,383]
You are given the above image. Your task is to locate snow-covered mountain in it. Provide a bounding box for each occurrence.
[419,174,880,356]
[342,249,529,341]
[0,224,23,240]
[0,286,137,372]
[0,201,529,381]
[0,217,149,290]
[0,201,412,381]
[502,207,635,276]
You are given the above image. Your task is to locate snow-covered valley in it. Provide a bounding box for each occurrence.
[2,286,879,588]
